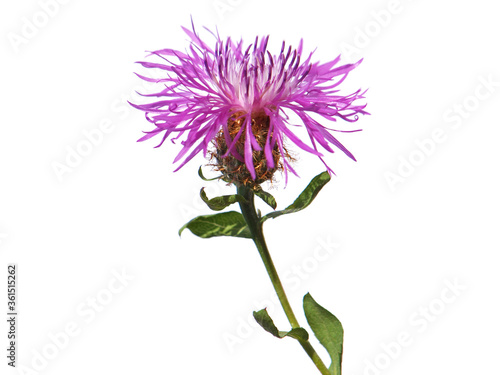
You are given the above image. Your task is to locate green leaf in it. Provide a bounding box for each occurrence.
[254,188,277,210]
[262,171,330,222]
[200,188,247,211]
[253,308,309,341]
[253,309,280,337]
[179,211,251,239]
[303,293,343,375]
[198,166,221,181]
[284,327,310,341]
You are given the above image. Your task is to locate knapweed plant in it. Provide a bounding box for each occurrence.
[131,21,368,375]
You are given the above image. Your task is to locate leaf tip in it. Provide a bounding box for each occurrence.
[178,225,186,237]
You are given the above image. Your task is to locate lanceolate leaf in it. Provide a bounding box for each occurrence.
[200,188,247,211]
[303,293,343,375]
[262,171,330,222]
[253,308,309,341]
[253,309,280,337]
[198,166,221,181]
[284,327,310,341]
[254,188,277,210]
[179,211,251,239]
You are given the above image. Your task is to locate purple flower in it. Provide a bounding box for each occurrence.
[131,22,368,185]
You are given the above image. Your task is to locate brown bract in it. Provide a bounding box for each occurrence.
[210,111,292,188]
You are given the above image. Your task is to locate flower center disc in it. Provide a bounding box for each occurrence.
[211,111,282,187]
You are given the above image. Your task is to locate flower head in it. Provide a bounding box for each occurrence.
[131,22,368,186]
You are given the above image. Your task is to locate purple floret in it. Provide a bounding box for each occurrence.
[131,21,368,181]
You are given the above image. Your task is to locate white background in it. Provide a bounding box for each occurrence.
[1,0,499,374]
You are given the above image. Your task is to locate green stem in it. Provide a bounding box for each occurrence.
[237,185,331,375]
